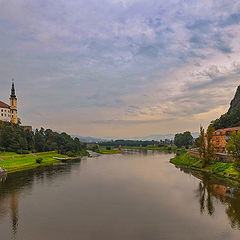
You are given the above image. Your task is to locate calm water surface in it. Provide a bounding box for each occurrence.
[1,150,240,240]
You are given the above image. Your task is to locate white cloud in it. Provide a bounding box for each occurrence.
[0,0,240,137]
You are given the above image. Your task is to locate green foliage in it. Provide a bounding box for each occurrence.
[170,153,199,167]
[99,139,170,147]
[36,157,43,164]
[174,131,193,148]
[226,131,240,171]
[97,147,121,154]
[171,153,240,179]
[199,126,206,163]
[198,125,215,167]
[212,85,240,129]
[66,151,76,157]
[206,125,215,164]
[0,121,87,156]
[208,162,240,178]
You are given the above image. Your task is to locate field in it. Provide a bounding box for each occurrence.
[0,151,70,173]
[98,147,121,154]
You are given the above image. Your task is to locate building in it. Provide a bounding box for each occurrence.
[0,81,18,124]
[212,127,240,153]
[0,101,11,122]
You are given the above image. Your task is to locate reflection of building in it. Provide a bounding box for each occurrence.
[213,127,240,153]
[0,80,18,124]
[10,191,19,235]
[0,190,19,237]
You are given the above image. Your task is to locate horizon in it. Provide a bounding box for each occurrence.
[0,0,240,138]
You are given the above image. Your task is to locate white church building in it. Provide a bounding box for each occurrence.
[0,81,18,123]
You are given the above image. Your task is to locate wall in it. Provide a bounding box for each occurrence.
[188,150,234,163]
[0,108,10,122]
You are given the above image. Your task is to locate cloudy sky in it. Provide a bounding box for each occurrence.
[0,0,240,138]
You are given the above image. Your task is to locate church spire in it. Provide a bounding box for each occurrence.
[11,79,16,98]
[10,79,18,124]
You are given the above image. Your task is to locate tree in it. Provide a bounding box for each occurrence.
[226,130,240,170]
[174,131,193,148]
[199,125,215,167]
[199,126,206,165]
[206,125,215,164]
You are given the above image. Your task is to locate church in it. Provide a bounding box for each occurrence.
[0,81,18,124]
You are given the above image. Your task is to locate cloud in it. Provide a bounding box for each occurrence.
[0,0,240,137]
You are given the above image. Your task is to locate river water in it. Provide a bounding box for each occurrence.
[1,150,240,240]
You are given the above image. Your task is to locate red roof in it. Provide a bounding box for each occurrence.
[215,127,240,133]
[0,101,9,109]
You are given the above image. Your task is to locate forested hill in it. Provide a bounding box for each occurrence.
[212,85,240,130]
[0,121,86,154]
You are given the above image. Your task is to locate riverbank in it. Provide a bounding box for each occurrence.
[97,147,121,154]
[0,151,88,174]
[170,153,240,182]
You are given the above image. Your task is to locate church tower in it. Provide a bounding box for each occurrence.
[10,79,18,124]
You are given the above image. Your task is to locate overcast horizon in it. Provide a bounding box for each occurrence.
[0,0,240,138]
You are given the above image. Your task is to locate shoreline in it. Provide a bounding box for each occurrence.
[0,151,89,174]
[170,153,240,184]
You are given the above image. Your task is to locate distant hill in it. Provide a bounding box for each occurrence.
[134,132,199,141]
[212,85,240,130]
[71,135,106,143]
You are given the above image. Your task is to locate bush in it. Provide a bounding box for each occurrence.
[66,151,76,157]
[16,149,29,154]
[22,150,29,154]
[0,146,5,152]
[36,157,43,164]
[106,146,111,150]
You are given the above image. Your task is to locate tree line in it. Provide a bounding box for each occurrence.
[99,139,164,147]
[0,121,86,155]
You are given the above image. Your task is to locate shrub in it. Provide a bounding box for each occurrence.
[0,146,5,152]
[22,150,29,154]
[36,157,43,164]
[66,151,76,157]
[16,149,29,154]
[106,146,111,150]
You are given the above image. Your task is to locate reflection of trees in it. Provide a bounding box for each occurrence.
[226,191,240,229]
[189,169,240,230]
[195,175,215,216]
[0,160,82,238]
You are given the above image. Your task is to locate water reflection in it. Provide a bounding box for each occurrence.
[178,167,240,230]
[0,160,82,238]
[1,152,240,239]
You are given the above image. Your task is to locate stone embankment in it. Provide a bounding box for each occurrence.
[188,150,234,163]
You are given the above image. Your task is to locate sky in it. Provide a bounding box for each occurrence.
[0,0,240,138]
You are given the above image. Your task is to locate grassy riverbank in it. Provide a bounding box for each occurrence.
[0,151,88,174]
[170,153,240,181]
[97,147,121,154]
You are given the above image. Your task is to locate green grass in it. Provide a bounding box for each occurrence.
[170,153,199,167]
[97,147,121,154]
[0,152,17,157]
[0,151,71,173]
[206,162,240,179]
[170,153,240,180]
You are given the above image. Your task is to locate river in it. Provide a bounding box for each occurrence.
[0,150,240,240]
